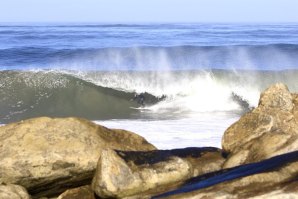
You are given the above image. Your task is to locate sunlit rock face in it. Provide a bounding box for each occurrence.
[0,117,156,197]
[222,83,298,168]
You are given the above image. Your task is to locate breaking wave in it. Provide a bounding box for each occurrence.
[1,69,298,123]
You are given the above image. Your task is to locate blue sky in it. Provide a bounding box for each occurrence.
[0,0,298,23]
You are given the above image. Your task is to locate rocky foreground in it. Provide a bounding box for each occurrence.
[0,83,297,199]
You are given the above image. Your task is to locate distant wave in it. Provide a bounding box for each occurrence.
[1,44,298,70]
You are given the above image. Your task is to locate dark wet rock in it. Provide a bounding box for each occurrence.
[92,147,225,198]
[132,92,166,107]
[0,117,156,198]
[0,184,31,199]
[231,92,253,112]
[222,83,298,168]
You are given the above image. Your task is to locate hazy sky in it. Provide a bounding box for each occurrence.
[0,0,298,23]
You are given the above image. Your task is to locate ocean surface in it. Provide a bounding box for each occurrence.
[1,23,298,149]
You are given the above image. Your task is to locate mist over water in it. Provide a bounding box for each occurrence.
[1,23,298,148]
[1,44,298,71]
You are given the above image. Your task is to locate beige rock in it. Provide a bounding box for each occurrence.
[92,147,225,198]
[56,185,95,199]
[0,184,31,199]
[0,117,156,197]
[258,83,294,111]
[248,181,298,199]
[185,148,225,177]
[222,83,298,168]
[163,161,298,199]
[92,149,191,198]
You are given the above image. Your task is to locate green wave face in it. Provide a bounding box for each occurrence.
[0,71,165,123]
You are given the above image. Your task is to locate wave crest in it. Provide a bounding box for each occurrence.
[0,70,265,123]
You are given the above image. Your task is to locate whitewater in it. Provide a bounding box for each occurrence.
[1,23,298,149]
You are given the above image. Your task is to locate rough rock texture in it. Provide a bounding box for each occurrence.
[222,83,298,168]
[0,184,31,199]
[163,161,298,199]
[0,117,156,197]
[248,181,298,199]
[92,147,225,198]
[56,185,96,199]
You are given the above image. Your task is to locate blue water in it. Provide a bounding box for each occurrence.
[1,23,298,149]
[1,23,298,70]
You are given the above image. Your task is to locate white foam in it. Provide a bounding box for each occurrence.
[73,70,260,115]
[96,112,239,149]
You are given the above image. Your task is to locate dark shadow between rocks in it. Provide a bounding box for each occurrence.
[115,147,223,165]
[28,171,94,199]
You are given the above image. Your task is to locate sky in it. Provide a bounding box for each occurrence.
[0,0,298,23]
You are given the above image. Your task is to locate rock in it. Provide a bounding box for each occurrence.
[0,117,156,198]
[92,147,225,198]
[56,185,95,199]
[164,180,298,199]
[154,151,298,199]
[248,181,298,199]
[222,83,298,168]
[0,184,31,199]
[37,197,57,199]
[258,83,294,111]
[92,149,191,198]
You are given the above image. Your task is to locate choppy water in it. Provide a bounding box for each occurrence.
[1,23,298,149]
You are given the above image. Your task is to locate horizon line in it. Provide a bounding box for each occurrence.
[0,21,298,24]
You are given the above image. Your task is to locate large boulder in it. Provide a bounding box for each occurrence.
[0,184,31,199]
[0,117,156,197]
[222,83,298,168]
[92,147,225,198]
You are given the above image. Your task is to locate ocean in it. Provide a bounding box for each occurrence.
[1,23,298,149]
